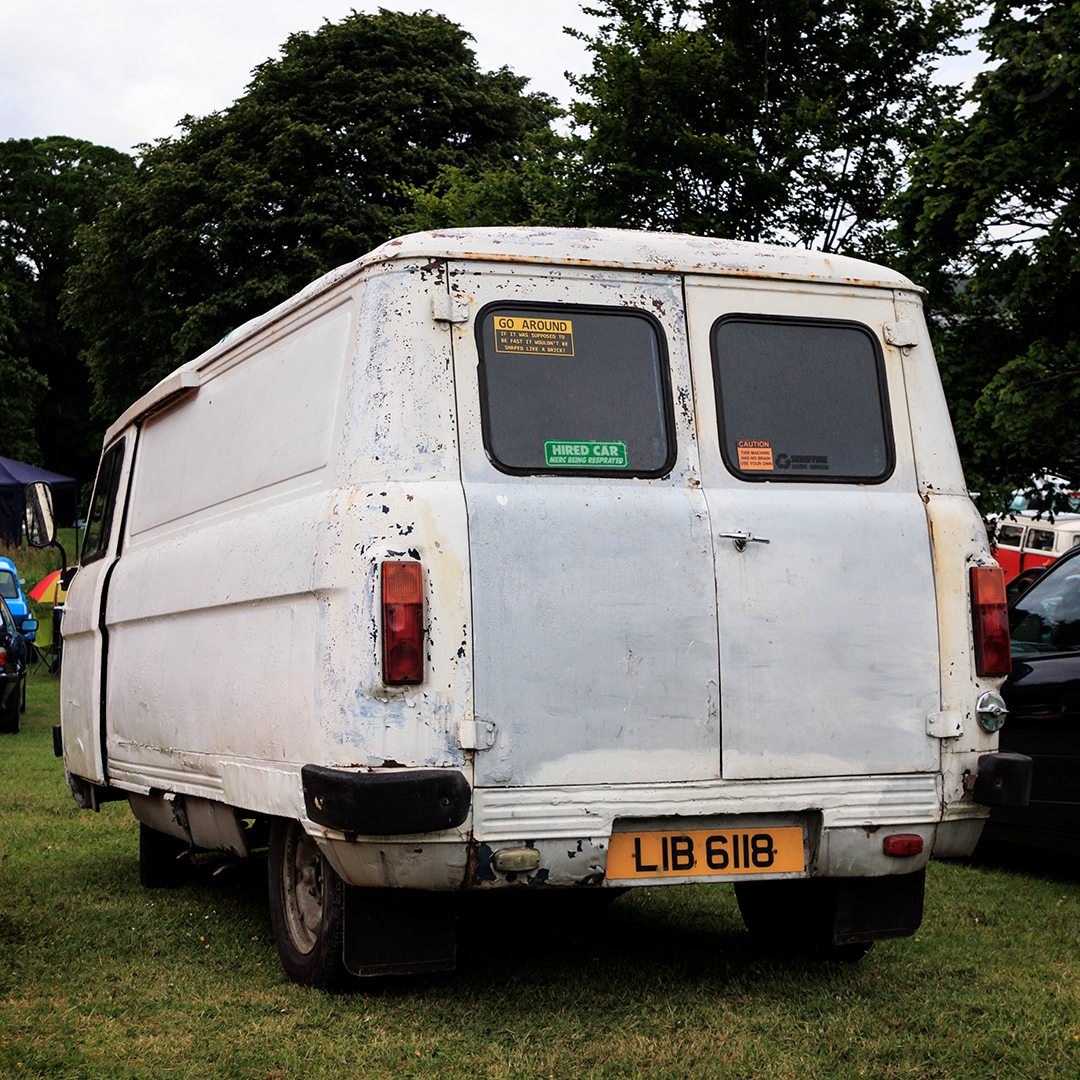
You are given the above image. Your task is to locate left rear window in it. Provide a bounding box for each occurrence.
[476,303,676,477]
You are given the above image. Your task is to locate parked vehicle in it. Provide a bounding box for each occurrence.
[990,512,1080,584]
[0,594,29,733]
[981,546,1080,854]
[0,556,35,641]
[27,227,1030,986]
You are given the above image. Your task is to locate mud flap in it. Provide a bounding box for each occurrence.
[833,868,925,945]
[736,868,925,953]
[342,887,458,977]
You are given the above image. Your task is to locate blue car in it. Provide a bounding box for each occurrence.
[0,557,35,641]
[0,594,28,733]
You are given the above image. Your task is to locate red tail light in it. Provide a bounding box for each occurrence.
[382,561,424,685]
[883,833,924,857]
[0,645,6,669]
[971,566,1011,676]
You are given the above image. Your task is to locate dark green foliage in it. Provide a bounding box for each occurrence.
[0,307,49,465]
[565,0,971,250]
[64,10,558,425]
[895,0,1079,508]
[402,129,581,231]
[0,136,134,479]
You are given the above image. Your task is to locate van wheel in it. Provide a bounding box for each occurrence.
[139,823,191,888]
[268,818,348,989]
[734,879,873,963]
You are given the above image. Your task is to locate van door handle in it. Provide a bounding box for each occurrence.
[718,531,770,552]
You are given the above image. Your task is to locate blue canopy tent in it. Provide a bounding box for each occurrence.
[0,456,78,545]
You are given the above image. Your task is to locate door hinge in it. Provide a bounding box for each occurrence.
[432,293,469,324]
[884,319,919,347]
[458,718,496,750]
[927,710,963,738]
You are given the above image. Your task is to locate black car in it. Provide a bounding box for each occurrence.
[0,593,29,734]
[982,545,1080,853]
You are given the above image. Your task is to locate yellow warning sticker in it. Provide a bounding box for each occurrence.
[494,316,574,356]
[737,440,774,470]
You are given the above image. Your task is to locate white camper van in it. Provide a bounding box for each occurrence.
[29,228,1030,986]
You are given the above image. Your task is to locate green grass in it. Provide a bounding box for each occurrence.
[3,676,1080,1079]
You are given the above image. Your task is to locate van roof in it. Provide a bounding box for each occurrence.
[105,227,920,444]
[364,228,919,290]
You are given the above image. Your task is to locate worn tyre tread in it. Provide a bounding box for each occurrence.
[267,818,350,990]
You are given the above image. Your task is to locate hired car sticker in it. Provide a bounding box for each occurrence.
[544,441,628,468]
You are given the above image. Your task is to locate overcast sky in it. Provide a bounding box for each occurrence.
[0,1,605,154]
[2,1,986,156]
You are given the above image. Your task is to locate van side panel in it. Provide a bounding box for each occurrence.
[893,291,1005,836]
[103,292,355,811]
[103,260,472,821]
[314,261,472,773]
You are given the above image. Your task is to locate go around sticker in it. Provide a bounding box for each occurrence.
[545,441,628,468]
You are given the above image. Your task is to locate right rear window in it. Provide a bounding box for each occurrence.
[711,314,894,483]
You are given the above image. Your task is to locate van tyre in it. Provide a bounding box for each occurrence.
[139,823,192,888]
[268,818,349,989]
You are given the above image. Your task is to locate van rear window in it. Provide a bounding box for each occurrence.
[476,304,675,477]
[711,315,894,483]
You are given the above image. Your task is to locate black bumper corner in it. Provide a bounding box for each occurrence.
[973,752,1034,808]
[301,765,471,835]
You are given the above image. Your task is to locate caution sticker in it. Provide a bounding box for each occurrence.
[544,441,628,468]
[494,316,574,355]
[737,440,774,470]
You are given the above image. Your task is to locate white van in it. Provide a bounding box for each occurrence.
[30,228,1031,986]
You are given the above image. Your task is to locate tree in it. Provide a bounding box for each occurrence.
[0,136,134,481]
[401,129,581,232]
[64,10,558,425]
[894,0,1079,508]
[0,302,49,465]
[565,0,971,251]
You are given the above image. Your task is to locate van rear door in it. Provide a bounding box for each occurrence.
[449,265,719,788]
[685,280,941,780]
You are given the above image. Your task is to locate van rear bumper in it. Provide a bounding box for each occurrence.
[313,773,972,890]
[302,765,470,835]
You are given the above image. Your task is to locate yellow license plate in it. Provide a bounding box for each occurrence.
[607,826,805,880]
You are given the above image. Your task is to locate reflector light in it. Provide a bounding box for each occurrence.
[0,646,6,668]
[382,561,423,685]
[971,567,1012,676]
[883,833,924,857]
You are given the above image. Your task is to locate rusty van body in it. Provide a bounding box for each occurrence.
[48,228,1029,984]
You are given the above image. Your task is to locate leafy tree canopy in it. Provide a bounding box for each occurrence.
[64,9,559,424]
[0,302,49,466]
[563,0,972,251]
[0,136,134,481]
[894,0,1079,509]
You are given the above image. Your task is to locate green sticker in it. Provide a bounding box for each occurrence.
[544,441,628,468]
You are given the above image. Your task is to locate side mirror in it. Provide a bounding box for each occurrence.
[20,618,37,642]
[24,482,56,548]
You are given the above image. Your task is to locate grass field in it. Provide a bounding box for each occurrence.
[2,674,1079,1079]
